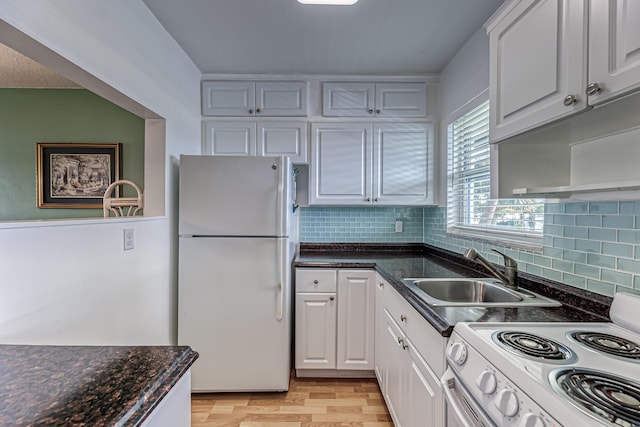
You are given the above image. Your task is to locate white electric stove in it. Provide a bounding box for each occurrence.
[443,292,640,427]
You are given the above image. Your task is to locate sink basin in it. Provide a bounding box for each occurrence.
[402,278,561,307]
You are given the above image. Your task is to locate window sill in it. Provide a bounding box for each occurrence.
[446,226,543,252]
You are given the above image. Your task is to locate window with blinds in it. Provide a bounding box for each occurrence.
[447,100,544,242]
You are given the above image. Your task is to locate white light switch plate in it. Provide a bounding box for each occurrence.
[395,220,403,233]
[124,228,134,250]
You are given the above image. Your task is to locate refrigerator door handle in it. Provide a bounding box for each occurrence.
[276,237,284,321]
[276,157,285,237]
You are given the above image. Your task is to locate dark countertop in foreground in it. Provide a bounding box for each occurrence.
[295,243,612,337]
[0,345,198,427]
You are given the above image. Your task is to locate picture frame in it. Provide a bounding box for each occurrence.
[36,142,121,208]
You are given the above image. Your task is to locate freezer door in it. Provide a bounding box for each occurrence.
[179,155,291,236]
[178,236,291,392]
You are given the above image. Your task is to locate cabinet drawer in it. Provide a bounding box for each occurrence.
[295,269,337,292]
[383,281,411,331]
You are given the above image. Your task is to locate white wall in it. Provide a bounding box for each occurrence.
[436,28,490,205]
[0,1,201,345]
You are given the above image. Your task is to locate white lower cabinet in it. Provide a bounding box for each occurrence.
[295,292,337,370]
[295,268,375,376]
[376,274,445,427]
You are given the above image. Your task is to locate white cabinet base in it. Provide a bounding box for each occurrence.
[295,369,376,378]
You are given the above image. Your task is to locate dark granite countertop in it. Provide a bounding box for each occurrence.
[0,345,198,427]
[295,243,612,337]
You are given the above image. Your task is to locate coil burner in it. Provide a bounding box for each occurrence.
[553,368,640,427]
[571,331,640,361]
[494,331,574,361]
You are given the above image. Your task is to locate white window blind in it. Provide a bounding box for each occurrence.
[447,101,544,241]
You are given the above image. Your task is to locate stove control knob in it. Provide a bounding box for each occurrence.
[475,370,497,395]
[519,413,546,427]
[447,342,467,365]
[495,389,519,417]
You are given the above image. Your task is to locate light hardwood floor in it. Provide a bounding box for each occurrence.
[191,374,393,427]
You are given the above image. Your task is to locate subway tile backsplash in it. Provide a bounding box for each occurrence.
[300,202,640,297]
[299,207,423,242]
[423,202,640,298]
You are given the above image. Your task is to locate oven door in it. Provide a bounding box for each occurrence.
[441,368,496,427]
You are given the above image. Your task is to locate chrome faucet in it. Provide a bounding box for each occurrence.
[464,248,518,290]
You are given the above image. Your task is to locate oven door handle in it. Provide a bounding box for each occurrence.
[441,368,495,427]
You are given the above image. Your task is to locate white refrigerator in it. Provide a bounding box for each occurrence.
[178,155,296,392]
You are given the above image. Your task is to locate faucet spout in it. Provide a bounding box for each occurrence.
[464,248,518,290]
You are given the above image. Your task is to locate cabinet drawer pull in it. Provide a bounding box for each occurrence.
[400,315,407,322]
[368,109,374,114]
[329,296,335,301]
[248,109,254,114]
[313,280,319,284]
[378,282,384,288]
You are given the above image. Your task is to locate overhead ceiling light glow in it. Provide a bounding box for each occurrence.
[297,0,358,5]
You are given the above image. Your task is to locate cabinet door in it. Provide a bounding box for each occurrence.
[383,310,407,427]
[203,122,256,156]
[255,81,308,116]
[257,122,308,163]
[295,293,337,370]
[372,123,433,205]
[406,340,443,427]
[309,123,371,205]
[374,83,427,117]
[588,0,640,105]
[488,0,587,142]
[322,82,375,117]
[202,81,255,116]
[336,270,375,370]
[374,277,387,386]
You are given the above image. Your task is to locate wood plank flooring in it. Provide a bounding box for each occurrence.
[191,374,393,427]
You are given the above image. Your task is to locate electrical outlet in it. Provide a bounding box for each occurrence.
[395,220,403,233]
[124,228,134,250]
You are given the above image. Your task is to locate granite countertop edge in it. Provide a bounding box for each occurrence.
[119,346,199,426]
[294,243,612,337]
[0,345,199,427]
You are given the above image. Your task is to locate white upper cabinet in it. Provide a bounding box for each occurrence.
[257,122,308,163]
[487,0,640,143]
[373,123,433,205]
[202,81,308,116]
[309,122,433,206]
[204,122,256,156]
[487,0,587,143]
[204,121,308,163]
[322,82,427,117]
[309,123,370,205]
[588,0,640,105]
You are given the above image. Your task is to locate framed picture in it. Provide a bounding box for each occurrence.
[36,143,121,208]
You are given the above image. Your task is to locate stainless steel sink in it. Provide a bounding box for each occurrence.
[402,278,561,307]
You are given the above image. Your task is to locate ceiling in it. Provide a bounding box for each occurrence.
[0,43,79,88]
[142,0,505,75]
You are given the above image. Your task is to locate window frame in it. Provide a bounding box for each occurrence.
[445,93,544,250]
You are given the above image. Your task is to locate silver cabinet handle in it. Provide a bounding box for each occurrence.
[400,314,407,322]
[248,109,254,114]
[329,296,335,301]
[375,109,381,114]
[378,282,384,288]
[368,109,374,114]
[373,198,378,202]
[563,95,577,106]
[586,82,601,96]
[365,198,371,202]
[313,280,319,284]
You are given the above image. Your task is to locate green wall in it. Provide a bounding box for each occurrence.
[0,89,144,221]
